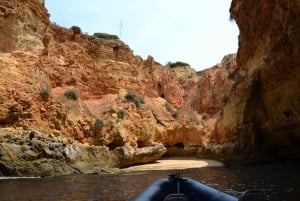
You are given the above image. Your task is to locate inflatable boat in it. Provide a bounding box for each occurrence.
[134,173,266,201]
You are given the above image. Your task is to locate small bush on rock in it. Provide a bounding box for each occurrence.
[117,109,126,119]
[166,61,190,68]
[64,89,78,100]
[40,85,51,101]
[165,102,179,118]
[70,26,82,34]
[125,91,145,108]
[93,32,119,40]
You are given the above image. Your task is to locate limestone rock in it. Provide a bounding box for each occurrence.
[213,0,300,163]
[0,0,49,53]
[0,0,251,176]
[0,130,118,176]
[113,144,167,168]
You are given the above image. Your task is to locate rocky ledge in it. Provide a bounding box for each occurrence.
[0,129,166,176]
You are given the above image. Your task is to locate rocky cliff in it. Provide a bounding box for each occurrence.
[2,0,299,176]
[0,0,237,176]
[213,0,300,163]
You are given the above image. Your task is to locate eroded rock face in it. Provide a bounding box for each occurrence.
[190,54,237,115]
[113,144,167,168]
[0,0,238,176]
[0,130,117,176]
[0,0,48,52]
[213,0,300,163]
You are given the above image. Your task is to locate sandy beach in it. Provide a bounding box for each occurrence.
[123,157,224,172]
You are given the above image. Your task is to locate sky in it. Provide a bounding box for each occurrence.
[45,0,239,71]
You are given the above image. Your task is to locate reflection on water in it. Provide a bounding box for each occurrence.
[0,161,299,201]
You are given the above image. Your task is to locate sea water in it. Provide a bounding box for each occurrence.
[0,161,299,201]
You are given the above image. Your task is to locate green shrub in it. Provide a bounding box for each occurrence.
[70,26,81,34]
[40,82,52,101]
[93,32,119,40]
[166,61,190,68]
[165,102,172,112]
[125,91,145,108]
[40,87,50,100]
[165,102,179,118]
[64,89,78,100]
[117,109,126,119]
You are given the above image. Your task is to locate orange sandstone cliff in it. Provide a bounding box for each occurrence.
[213,0,300,163]
[0,0,236,176]
[2,0,298,176]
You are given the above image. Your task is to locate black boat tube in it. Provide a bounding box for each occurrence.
[183,178,238,201]
[134,177,238,201]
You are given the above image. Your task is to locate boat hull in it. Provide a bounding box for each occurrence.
[134,178,238,201]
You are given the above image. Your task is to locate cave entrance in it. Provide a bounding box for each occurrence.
[174,142,184,149]
[162,142,196,157]
[161,142,205,158]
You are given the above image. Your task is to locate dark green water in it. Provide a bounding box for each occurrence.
[0,161,299,201]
